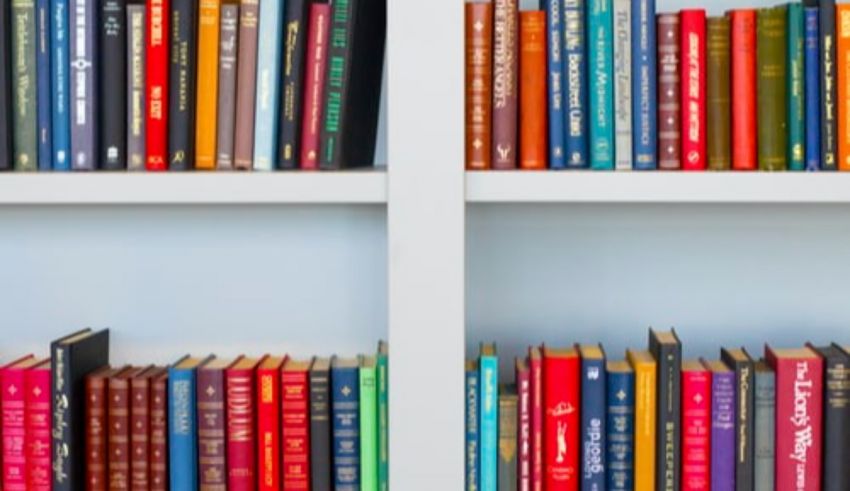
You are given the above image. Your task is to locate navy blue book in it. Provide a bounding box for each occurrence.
[563,0,588,169]
[630,0,657,170]
[546,0,566,168]
[465,360,479,491]
[606,360,634,491]
[332,357,361,491]
[50,0,70,170]
[804,7,820,171]
[580,345,606,491]
[820,0,838,170]
[36,0,51,170]
[168,355,212,491]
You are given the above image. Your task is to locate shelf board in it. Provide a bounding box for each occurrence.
[466,171,850,204]
[0,170,387,205]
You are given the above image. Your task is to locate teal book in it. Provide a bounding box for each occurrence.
[588,0,615,170]
[787,2,805,171]
[359,355,378,491]
[479,343,499,491]
[252,0,285,170]
[168,355,213,491]
[11,0,38,171]
[377,342,389,491]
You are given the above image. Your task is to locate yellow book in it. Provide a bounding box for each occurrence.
[627,349,657,491]
[195,0,222,169]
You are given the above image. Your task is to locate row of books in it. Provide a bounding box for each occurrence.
[0,0,385,172]
[466,329,848,491]
[4,328,389,491]
[465,0,850,172]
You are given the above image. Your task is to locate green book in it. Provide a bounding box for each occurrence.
[787,2,805,171]
[11,0,37,171]
[757,6,788,171]
[376,341,389,491]
[359,355,379,491]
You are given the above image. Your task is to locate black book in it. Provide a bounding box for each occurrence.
[648,328,681,491]
[813,344,850,491]
[168,0,198,170]
[51,328,110,491]
[276,0,310,169]
[99,0,127,170]
[721,347,755,491]
[318,0,385,169]
[820,0,838,170]
[309,357,332,491]
[0,0,12,170]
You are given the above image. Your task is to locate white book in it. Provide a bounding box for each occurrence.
[613,0,633,171]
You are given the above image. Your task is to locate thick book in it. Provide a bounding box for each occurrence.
[788,3,805,171]
[26,360,52,491]
[465,360,479,491]
[544,0,564,169]
[519,9,547,170]
[360,356,379,491]
[150,370,168,491]
[252,0,285,171]
[11,0,38,171]
[0,0,13,170]
[196,357,231,491]
[215,1,239,169]
[194,0,220,170]
[543,346,580,490]
[332,357,361,491]
[498,385,519,491]
[657,13,680,170]
[812,345,850,491]
[756,6,788,171]
[606,360,634,491]
[720,348,755,491]
[100,0,127,170]
[703,360,734,491]
[232,0,259,170]
[563,0,588,169]
[466,0,494,170]
[36,0,50,170]
[479,343,499,491]
[2,356,39,491]
[109,367,144,491]
[626,349,656,491]
[680,10,707,171]
[146,0,169,171]
[130,367,159,491]
[838,4,850,170]
[377,342,389,491]
[127,3,146,171]
[282,357,312,490]
[226,357,260,491]
[69,0,97,170]
[492,0,518,170]
[804,7,820,171]
[169,0,199,171]
[258,356,285,491]
[309,357,332,491]
[579,344,606,491]
[648,329,681,491]
[298,0,331,169]
[729,10,757,171]
[168,355,213,491]
[631,0,657,170]
[706,16,731,171]
[49,0,70,170]
[51,329,110,491]
[681,360,711,491]
[86,366,116,491]
[588,0,614,170]
[613,0,632,171]
[276,0,311,169]
[820,0,838,170]
[516,358,531,491]
[752,361,775,491]
[529,347,543,491]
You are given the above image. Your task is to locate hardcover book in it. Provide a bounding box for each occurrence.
[257,356,285,491]
[2,356,39,491]
[232,0,259,170]
[811,345,850,491]
[492,0,519,170]
[253,0,285,171]
[588,0,614,170]
[332,357,361,491]
[168,355,213,491]
[613,0,632,171]
[804,7,820,171]
[680,10,707,171]
[277,0,311,169]
[282,357,312,490]
[681,360,711,491]
[516,358,531,491]
[466,360,479,491]
[626,349,656,491]
[563,0,588,169]
[215,1,239,169]
[69,0,97,170]
[498,385,519,491]
[0,0,13,170]
[703,359,734,491]
[657,13,681,170]
[130,367,159,491]
[11,0,38,171]
[756,6,788,171]
[820,0,838,170]
[150,370,168,491]
[360,356,379,491]
[606,360,634,491]
[529,347,543,491]
[648,329,681,491]
[197,357,231,491]
[377,342,389,490]
[86,366,116,491]
[194,0,220,170]
[579,344,606,491]
[729,10,757,171]
[720,348,755,491]
[226,357,260,491]
[310,357,333,491]
[26,360,52,491]
[299,0,332,169]
[706,16,731,170]
[631,0,657,170]
[753,361,775,491]
[543,346,580,490]
[108,367,144,491]
[36,0,50,170]
[837,4,850,170]
[100,0,127,170]
[49,0,70,170]
[544,0,565,169]
[519,9,547,170]
[169,0,199,170]
[479,343,499,491]
[127,3,146,171]
[146,0,169,171]
[788,3,805,171]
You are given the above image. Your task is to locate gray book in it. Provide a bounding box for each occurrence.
[497,386,517,491]
[216,3,239,170]
[613,0,632,171]
[69,0,97,170]
[753,362,775,491]
[11,0,37,171]
[126,4,145,171]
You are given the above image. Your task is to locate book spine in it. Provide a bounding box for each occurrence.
[606,370,634,491]
[563,0,588,169]
[730,10,757,171]
[232,0,259,169]
[129,376,150,491]
[0,0,14,170]
[588,0,614,170]
[100,0,127,170]
[545,0,565,169]
[69,0,96,170]
[613,0,632,171]
[49,0,70,170]
[256,366,281,491]
[680,10,707,171]
[169,0,199,171]
[51,345,73,491]
[108,375,131,490]
[654,346,681,491]
[309,367,332,491]
[530,354,543,491]
[837,4,850,170]
[753,369,775,491]
[773,358,822,491]
[215,3,238,169]
[581,357,606,491]
[804,7,820,171]
[632,360,656,491]
[168,368,198,491]
[377,352,389,491]
[821,0,838,170]
[86,374,108,491]
[543,354,580,490]
[25,368,51,491]
[194,0,220,170]
[197,368,226,490]
[2,368,27,491]
[299,1,330,169]
[360,364,378,491]
[282,369,311,489]
[332,366,360,491]
[706,16,731,171]
[146,0,169,171]
[822,354,850,491]
[732,360,754,491]
[517,365,531,491]
[150,375,168,491]
[492,0,518,170]
[788,3,805,171]
[252,0,284,171]
[479,354,499,491]
[657,13,680,170]
[277,0,309,169]
[631,0,657,170]
[36,0,51,170]
[498,393,518,491]
[710,371,735,491]
[11,0,38,171]
[681,369,711,491]
[127,5,146,171]
[756,7,788,171]
[519,10,547,170]
[225,368,256,491]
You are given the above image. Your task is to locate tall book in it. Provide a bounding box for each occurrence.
[631,0,657,169]
[613,0,632,171]
[215,0,239,169]
[720,348,755,491]
[226,357,260,491]
[252,0,285,171]
[130,367,159,491]
[812,345,850,491]
[529,347,543,491]
[169,0,199,170]
[516,358,532,491]
[804,7,820,171]
[100,0,127,170]
[377,341,389,491]
[11,0,38,171]
[257,356,285,491]
[838,4,850,170]
[360,356,379,491]
[756,6,788,171]
[36,0,50,170]
[26,360,52,491]
[276,0,310,169]
[788,3,805,171]
[68,0,96,170]
[309,357,332,491]
[0,0,12,170]
[820,0,838,170]
[680,10,707,171]
[332,357,360,491]
[579,344,606,491]
[588,0,614,170]
[498,385,519,491]
[108,367,144,491]
[465,360,479,491]
[282,357,312,490]
[752,361,775,491]
[657,13,681,170]
[150,370,168,491]
[49,0,70,170]
[146,0,169,171]
[564,0,588,169]
[626,349,656,491]
[492,0,518,170]
[543,346,580,490]
[232,0,259,170]
[168,355,213,491]
[127,3,146,171]
[194,0,220,170]
[606,360,634,491]
[706,16,731,171]
[479,343,499,491]
[2,356,39,491]
[648,328,681,491]
[86,367,116,491]
[519,9,547,170]
[702,360,734,491]
[681,360,711,491]
[298,0,331,169]
[729,10,757,171]
[544,0,565,169]
[196,357,231,491]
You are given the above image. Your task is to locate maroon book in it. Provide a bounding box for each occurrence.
[657,13,681,170]
[491,0,519,169]
[130,367,158,491]
[226,357,262,491]
[86,367,119,491]
[529,347,543,491]
[198,358,234,490]
[299,2,331,169]
[109,367,144,491]
[150,370,168,491]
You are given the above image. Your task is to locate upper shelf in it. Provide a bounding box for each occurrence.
[0,170,387,205]
[466,171,850,204]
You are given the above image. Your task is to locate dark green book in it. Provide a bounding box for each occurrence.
[756,6,788,171]
[0,0,13,169]
[787,3,805,171]
[11,0,37,171]
[497,384,518,491]
[376,341,389,491]
[707,16,731,171]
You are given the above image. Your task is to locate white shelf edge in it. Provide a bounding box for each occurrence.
[466,171,850,204]
[0,170,388,205]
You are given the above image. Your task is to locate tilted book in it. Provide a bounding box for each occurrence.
[0,0,13,170]
[69,0,97,170]
[360,356,379,491]
[720,348,755,491]
[563,0,588,169]
[630,0,657,170]
[820,0,838,170]
[492,0,518,170]
[194,0,220,170]
[787,3,805,171]
[753,361,775,491]
[703,360,734,491]
[756,6,788,171]
[648,329,681,491]
[126,2,146,171]
[804,7,820,171]
[145,0,169,171]
[498,385,518,491]
[36,0,51,170]
[169,0,199,170]
[544,0,565,169]
[543,346,580,490]
[706,16,731,171]
[588,0,614,170]
[168,355,213,491]
[49,0,70,170]
[613,0,632,171]
[680,10,707,171]
[729,10,757,171]
[215,1,239,169]
[257,356,284,491]
[579,345,606,491]
[309,358,332,491]
[277,0,311,169]
[232,0,260,170]
[253,0,285,171]
[811,345,850,491]
[100,0,128,170]
[197,358,231,490]
[626,350,655,491]
[657,13,680,170]
[681,360,711,490]
[606,360,634,491]
[332,357,361,491]
[282,358,312,490]
[479,343,499,491]
[226,357,260,491]
[11,0,38,171]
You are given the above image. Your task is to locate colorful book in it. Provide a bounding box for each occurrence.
[519,9,547,170]
[544,0,565,169]
[563,0,588,169]
[377,342,389,491]
[804,7,820,171]
[720,348,755,491]
[168,355,211,491]
[706,16,731,170]
[648,328,681,491]
[465,360,479,491]
[820,0,838,170]
[68,0,96,170]
[2,356,38,491]
[729,9,757,171]
[703,359,734,491]
[145,0,169,171]
[332,357,361,491]
[613,0,632,171]
[606,360,634,491]
[543,346,580,490]
[657,13,681,170]
[252,0,285,170]
[626,349,656,491]
[492,0,519,170]
[529,347,544,491]
[226,357,260,491]
[756,6,788,171]
[837,3,850,170]
[194,0,220,170]
[169,0,199,170]
[196,358,230,491]
[36,0,50,170]
[579,345,606,491]
[516,358,532,491]
[232,0,260,170]
[310,358,332,491]
[588,0,614,170]
[258,356,285,491]
[631,0,657,170]
[680,10,707,171]
[11,0,38,171]
[681,360,711,491]
[811,345,850,491]
[299,0,332,169]
[360,356,378,491]
[752,361,775,491]
[498,385,519,491]
[49,0,70,170]
[277,0,310,169]
[479,343,499,491]
[86,366,115,491]
[26,360,51,491]
[788,2,805,171]
[100,0,127,170]
[127,2,146,171]
[215,0,239,169]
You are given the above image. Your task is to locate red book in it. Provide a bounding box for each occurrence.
[680,10,707,171]
[681,360,711,491]
[766,346,823,491]
[145,0,169,171]
[529,347,543,491]
[282,358,311,490]
[150,370,168,491]
[130,367,159,491]
[25,360,51,491]
[299,2,332,169]
[256,356,285,491]
[542,346,580,490]
[110,367,144,491]
[226,357,261,491]
[729,9,757,171]
[1,355,37,491]
[86,366,117,491]
[516,358,532,491]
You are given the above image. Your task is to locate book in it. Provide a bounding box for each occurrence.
[232,0,259,170]
[360,356,379,491]
[702,359,734,491]
[811,345,850,491]
[544,0,565,169]
[168,355,212,491]
[752,361,775,491]
[729,10,757,171]
[0,0,13,170]
[492,0,518,170]
[631,0,657,170]
[108,367,144,491]
[706,16,731,171]
[25,360,51,491]
[51,329,110,491]
[498,385,519,491]
[613,0,632,171]
[332,357,360,490]
[282,357,312,490]
[681,360,711,491]
[100,0,127,170]
[606,360,634,491]
[11,0,38,171]
[529,347,543,491]
[252,0,285,171]
[516,358,531,491]
[276,0,310,169]
[820,0,838,170]
[226,356,260,491]
[838,4,850,170]
[127,3,146,171]
[657,13,681,170]
[169,0,199,171]
[756,6,788,171]
[49,0,70,170]
[788,3,805,171]
[215,1,239,169]
[86,367,116,491]
[465,0,494,171]
[146,0,169,171]
[564,0,588,169]
[804,7,820,171]
[543,346,580,490]
[626,349,656,491]
[648,328,681,491]
[377,342,389,491]
[36,0,50,170]
[69,0,97,170]
[150,370,168,491]
[2,355,39,491]
[299,0,331,169]
[479,343,499,491]
[680,10,707,171]
[519,9,547,170]
[309,357,332,491]
[130,367,159,491]
[196,357,231,491]
[194,0,220,170]
[579,344,606,491]
[720,348,755,491]
[588,0,614,170]
[258,356,285,491]
[466,360,479,491]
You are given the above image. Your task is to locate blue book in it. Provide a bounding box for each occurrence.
[168,356,211,491]
[580,345,606,491]
[588,0,614,170]
[50,0,70,170]
[563,0,588,168]
[36,0,51,170]
[630,0,657,170]
[804,7,820,171]
[332,358,361,490]
[606,361,634,491]
[546,0,566,168]
[252,0,285,170]
[465,361,480,491]
[478,343,498,491]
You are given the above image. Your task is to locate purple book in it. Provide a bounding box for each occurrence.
[704,359,735,491]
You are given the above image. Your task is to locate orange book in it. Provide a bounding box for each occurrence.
[627,349,657,491]
[465,2,493,170]
[838,4,850,170]
[519,10,547,170]
[195,0,222,170]
[728,10,757,171]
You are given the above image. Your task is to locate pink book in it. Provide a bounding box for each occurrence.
[1,355,38,491]
[25,360,51,491]
[529,347,543,491]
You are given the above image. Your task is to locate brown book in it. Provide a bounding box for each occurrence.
[465,1,494,170]
[198,357,235,490]
[707,16,731,170]
[216,1,241,170]
[492,0,518,169]
[86,366,118,491]
[233,0,260,170]
[130,367,159,491]
[756,7,788,171]
[657,13,681,170]
[519,9,547,170]
[109,367,143,491]
[150,370,168,491]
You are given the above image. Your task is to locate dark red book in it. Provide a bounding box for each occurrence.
[110,367,145,491]
[256,356,284,491]
[25,360,51,491]
[657,13,681,170]
[542,346,580,490]
[680,9,707,171]
[282,358,311,489]
[130,367,158,491]
[766,346,823,491]
[529,347,543,491]
[299,1,331,170]
[729,9,757,171]
[226,357,261,491]
[150,370,168,491]
[0,355,38,491]
[198,358,233,490]
[86,366,117,491]
[682,360,711,491]
[516,358,532,491]
[145,0,170,171]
